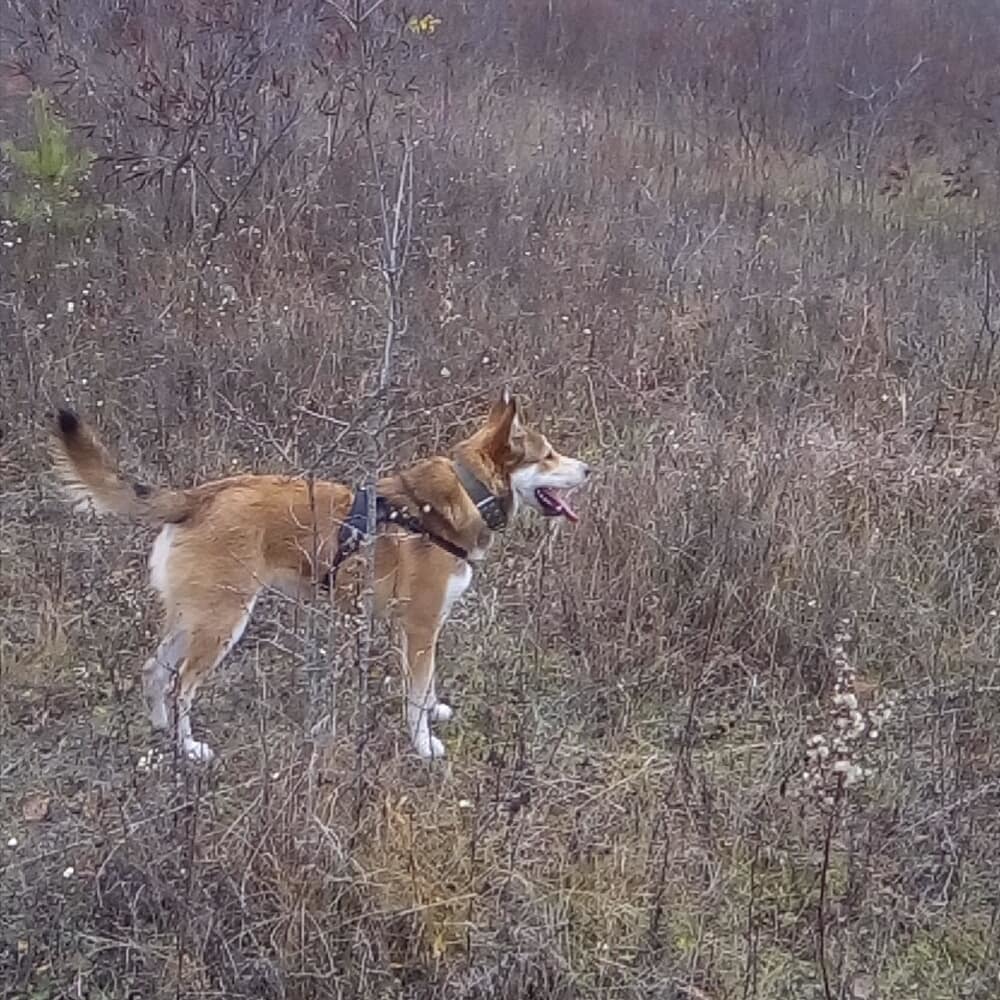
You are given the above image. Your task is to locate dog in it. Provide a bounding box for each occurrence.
[50,389,590,762]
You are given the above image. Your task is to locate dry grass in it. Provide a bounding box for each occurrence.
[2,1,999,997]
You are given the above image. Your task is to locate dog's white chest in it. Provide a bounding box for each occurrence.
[441,563,473,622]
[149,524,176,595]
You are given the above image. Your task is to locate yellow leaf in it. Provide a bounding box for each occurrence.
[408,13,442,35]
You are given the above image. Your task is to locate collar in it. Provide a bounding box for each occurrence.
[454,459,510,532]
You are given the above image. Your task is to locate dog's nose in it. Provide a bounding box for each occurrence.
[582,463,592,478]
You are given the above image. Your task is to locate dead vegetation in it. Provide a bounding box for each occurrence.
[1,1,999,997]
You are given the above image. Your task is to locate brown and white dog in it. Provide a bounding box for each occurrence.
[50,390,590,762]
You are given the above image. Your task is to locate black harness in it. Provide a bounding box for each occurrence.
[324,461,508,586]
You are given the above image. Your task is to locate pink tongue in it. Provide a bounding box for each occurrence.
[540,488,579,523]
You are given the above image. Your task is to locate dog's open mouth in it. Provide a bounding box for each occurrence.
[535,487,579,522]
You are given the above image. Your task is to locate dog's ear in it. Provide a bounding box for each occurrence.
[485,386,524,454]
[486,385,515,424]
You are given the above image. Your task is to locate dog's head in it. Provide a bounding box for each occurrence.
[464,388,591,523]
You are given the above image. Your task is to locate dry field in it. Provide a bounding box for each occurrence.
[1,2,998,998]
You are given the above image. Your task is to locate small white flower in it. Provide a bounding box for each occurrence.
[62,866,75,878]
[6,837,18,848]
[458,799,473,809]
[66,301,75,313]
[440,366,451,377]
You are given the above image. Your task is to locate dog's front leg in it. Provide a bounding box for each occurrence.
[402,624,446,760]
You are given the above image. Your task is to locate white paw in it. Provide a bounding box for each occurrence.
[430,702,454,724]
[183,738,215,763]
[413,734,446,760]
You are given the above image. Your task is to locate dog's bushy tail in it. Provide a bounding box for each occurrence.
[51,409,193,523]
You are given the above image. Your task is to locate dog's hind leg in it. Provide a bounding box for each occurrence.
[172,595,256,763]
[142,628,187,731]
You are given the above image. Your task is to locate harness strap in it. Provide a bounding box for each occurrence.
[324,465,508,588]
[382,499,471,562]
[324,485,468,588]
